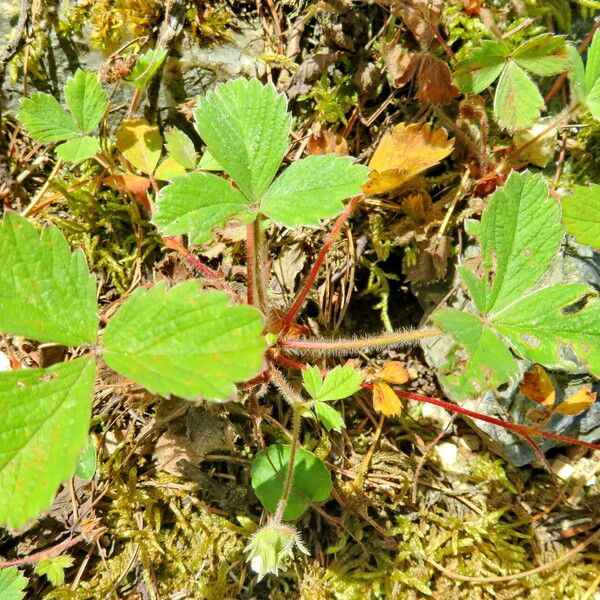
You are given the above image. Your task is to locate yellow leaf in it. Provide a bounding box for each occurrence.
[154,156,186,181]
[363,123,454,195]
[116,118,162,175]
[378,361,410,385]
[519,364,555,409]
[554,386,597,416]
[372,381,402,416]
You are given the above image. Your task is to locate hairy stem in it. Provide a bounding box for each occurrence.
[281,195,363,331]
[280,327,440,355]
[246,223,255,306]
[254,217,269,317]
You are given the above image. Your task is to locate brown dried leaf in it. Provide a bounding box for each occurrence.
[307,124,349,156]
[403,235,452,283]
[554,386,597,416]
[416,53,459,106]
[400,191,443,225]
[519,364,555,409]
[383,44,419,88]
[287,52,342,98]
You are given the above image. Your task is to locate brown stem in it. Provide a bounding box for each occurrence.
[0,534,85,568]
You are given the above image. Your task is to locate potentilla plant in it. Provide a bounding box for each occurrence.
[2,52,600,582]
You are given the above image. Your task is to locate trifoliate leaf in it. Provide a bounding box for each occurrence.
[103,281,266,401]
[194,78,292,199]
[251,444,332,520]
[453,40,509,93]
[461,171,563,314]
[492,283,600,376]
[165,127,197,170]
[432,310,519,400]
[512,34,568,76]
[127,47,168,89]
[55,136,100,162]
[18,92,80,142]
[153,171,251,244]
[302,365,363,401]
[63,70,107,133]
[0,358,96,529]
[0,214,98,345]
[35,555,74,587]
[314,402,345,432]
[561,184,600,247]
[494,61,544,131]
[0,567,28,600]
[261,155,368,227]
[75,435,96,481]
[116,118,162,175]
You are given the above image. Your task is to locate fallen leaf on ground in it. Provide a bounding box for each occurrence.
[555,386,597,415]
[400,191,443,225]
[383,44,419,88]
[307,124,349,156]
[416,53,459,105]
[378,361,410,384]
[403,235,452,283]
[372,380,402,416]
[519,364,555,409]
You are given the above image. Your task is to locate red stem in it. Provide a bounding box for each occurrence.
[281,196,363,331]
[246,223,255,306]
[163,236,218,279]
[0,534,84,568]
[272,353,308,371]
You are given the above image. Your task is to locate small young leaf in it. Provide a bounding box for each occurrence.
[261,155,368,227]
[562,184,600,247]
[55,136,100,162]
[512,34,568,76]
[494,61,544,131]
[127,47,168,89]
[18,92,80,142]
[153,171,251,244]
[194,78,292,199]
[251,444,332,520]
[554,386,597,415]
[103,281,266,401]
[453,40,509,93]
[0,567,28,600]
[0,358,96,529]
[372,380,402,416]
[116,118,162,175]
[75,435,96,481]
[35,555,74,587]
[314,401,345,432]
[63,70,107,133]
[432,310,519,400]
[0,214,98,346]
[165,127,197,170]
[302,364,362,401]
[519,365,555,409]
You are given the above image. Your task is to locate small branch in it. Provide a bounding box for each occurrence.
[281,196,363,332]
[0,534,85,568]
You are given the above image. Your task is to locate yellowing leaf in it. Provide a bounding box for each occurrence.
[554,386,597,416]
[154,156,186,181]
[519,364,555,409]
[116,118,162,175]
[378,361,410,385]
[372,380,402,416]
[363,123,453,195]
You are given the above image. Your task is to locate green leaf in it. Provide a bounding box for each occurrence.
[462,172,563,314]
[127,47,168,89]
[34,555,74,587]
[63,70,107,133]
[0,214,98,345]
[198,149,224,171]
[314,402,345,432]
[302,365,363,401]
[561,184,600,247]
[453,40,509,94]
[260,155,368,227]
[567,44,587,104]
[494,61,544,131]
[194,78,292,199]
[0,568,27,600]
[512,34,568,76]
[0,358,96,529]
[153,171,251,244]
[432,310,519,400]
[116,118,162,175]
[103,281,266,401]
[585,29,600,95]
[18,92,80,142]
[154,156,187,180]
[75,435,96,481]
[55,136,100,162]
[165,127,197,170]
[492,284,600,375]
[251,444,332,520]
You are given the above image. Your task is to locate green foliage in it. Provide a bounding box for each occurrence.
[454,34,568,130]
[165,127,197,170]
[561,183,600,246]
[251,444,333,520]
[433,171,600,398]
[0,567,27,600]
[35,555,74,586]
[126,47,168,88]
[18,69,106,161]
[75,435,97,481]
[568,29,600,120]
[0,358,96,529]
[103,281,266,401]
[302,365,363,402]
[0,214,98,346]
[154,78,368,243]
